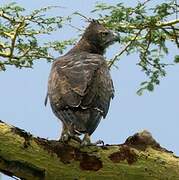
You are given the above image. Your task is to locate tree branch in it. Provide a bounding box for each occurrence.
[157,19,179,27]
[0,120,179,179]
[0,11,14,22]
[9,21,25,61]
[112,18,179,30]
[108,29,143,68]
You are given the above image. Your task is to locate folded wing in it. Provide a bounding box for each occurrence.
[47,52,114,134]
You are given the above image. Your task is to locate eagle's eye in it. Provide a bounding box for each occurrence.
[100,31,109,36]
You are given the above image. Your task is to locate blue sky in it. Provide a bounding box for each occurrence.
[0,0,179,179]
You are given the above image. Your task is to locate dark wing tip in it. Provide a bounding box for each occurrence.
[44,94,48,106]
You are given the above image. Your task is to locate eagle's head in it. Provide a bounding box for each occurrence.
[82,20,119,53]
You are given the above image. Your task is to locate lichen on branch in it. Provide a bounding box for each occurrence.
[0,120,179,179]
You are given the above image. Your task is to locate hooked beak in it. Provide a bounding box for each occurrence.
[105,31,120,47]
[112,31,120,43]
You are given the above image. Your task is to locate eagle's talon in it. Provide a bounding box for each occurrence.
[71,135,82,143]
[80,141,90,146]
[95,140,104,146]
[81,133,91,146]
[80,140,104,146]
[59,133,71,143]
[80,133,104,146]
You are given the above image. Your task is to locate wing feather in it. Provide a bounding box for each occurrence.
[96,63,114,117]
[47,52,114,134]
[47,52,103,109]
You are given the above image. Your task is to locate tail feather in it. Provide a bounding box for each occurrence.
[86,109,102,135]
[50,101,102,135]
[65,108,102,135]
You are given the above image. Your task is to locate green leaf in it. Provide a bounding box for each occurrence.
[136,88,145,96]
[155,80,160,85]
[174,55,179,63]
[147,83,154,91]
[140,81,148,86]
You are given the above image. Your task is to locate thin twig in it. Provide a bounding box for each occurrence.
[129,0,152,16]
[161,27,179,47]
[144,29,152,55]
[73,12,90,22]
[9,21,24,61]
[138,29,158,70]
[0,52,10,58]
[171,25,179,48]
[19,47,31,58]
[0,11,14,22]
[66,23,83,32]
[138,0,152,7]
[111,18,179,30]
[175,0,178,19]
[156,19,179,27]
[108,29,143,68]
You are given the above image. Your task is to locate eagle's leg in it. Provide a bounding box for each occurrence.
[81,133,91,146]
[60,124,81,143]
[59,124,70,142]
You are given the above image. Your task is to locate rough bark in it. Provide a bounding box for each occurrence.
[0,120,179,180]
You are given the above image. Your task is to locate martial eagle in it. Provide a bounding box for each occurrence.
[45,20,118,145]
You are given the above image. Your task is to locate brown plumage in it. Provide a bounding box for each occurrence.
[46,20,118,145]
